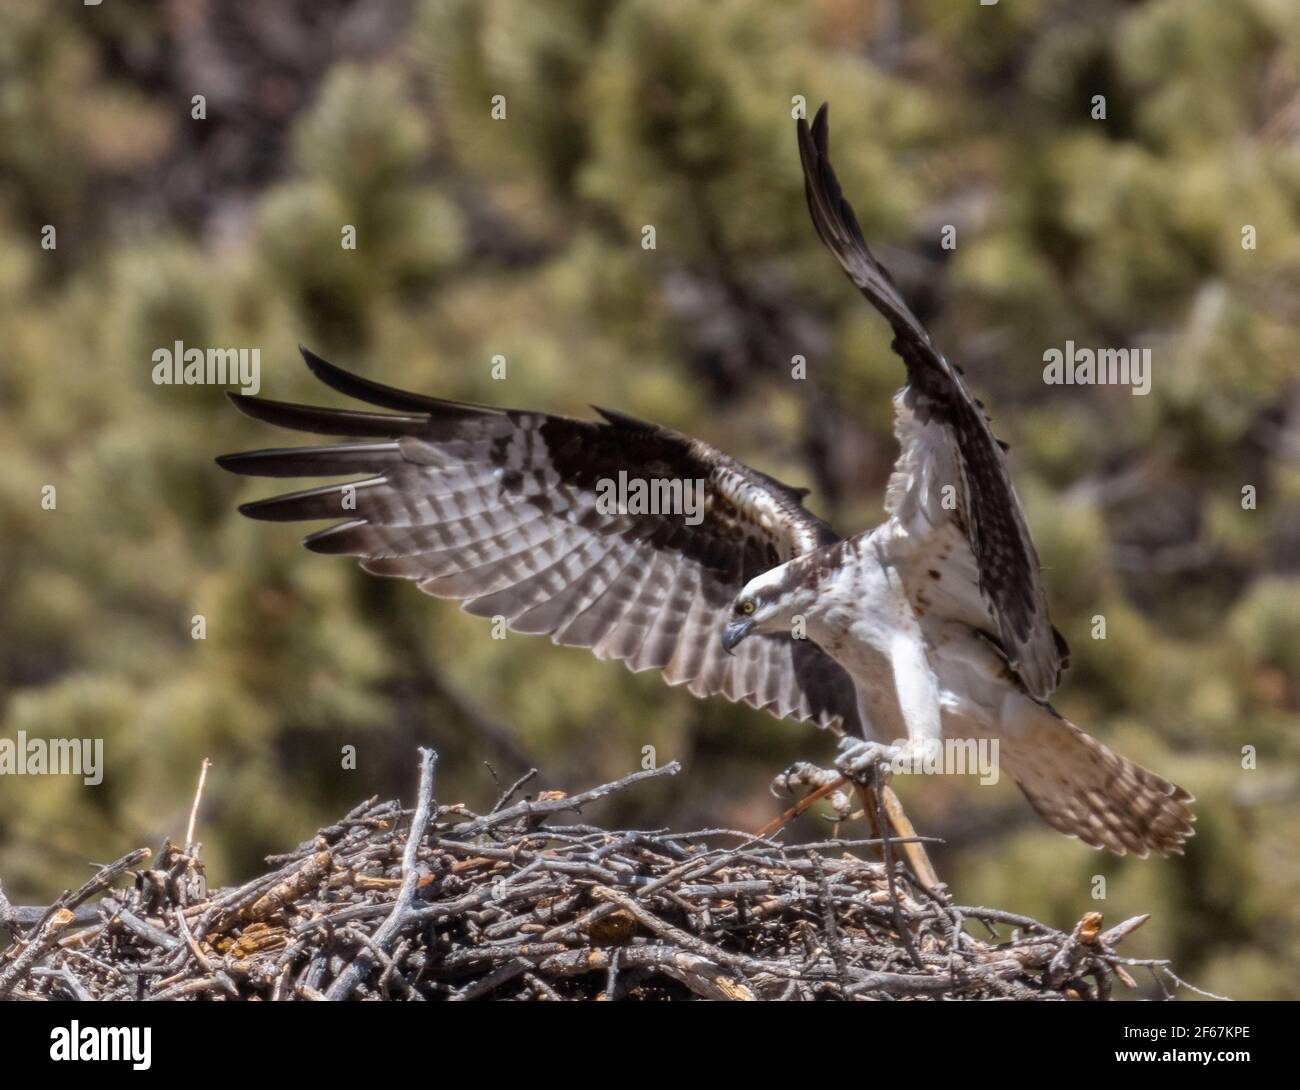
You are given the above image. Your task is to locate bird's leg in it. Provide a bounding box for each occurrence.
[887,630,945,760]
[836,632,945,781]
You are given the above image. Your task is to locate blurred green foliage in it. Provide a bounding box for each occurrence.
[0,0,1297,998]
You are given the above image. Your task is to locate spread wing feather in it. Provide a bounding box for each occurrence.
[797,104,1065,700]
[218,346,861,733]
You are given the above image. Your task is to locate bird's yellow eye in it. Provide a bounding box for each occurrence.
[741,599,756,615]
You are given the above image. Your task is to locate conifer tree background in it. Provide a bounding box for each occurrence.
[0,0,1296,998]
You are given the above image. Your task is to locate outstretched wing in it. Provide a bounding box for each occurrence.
[217,347,861,733]
[797,104,1065,701]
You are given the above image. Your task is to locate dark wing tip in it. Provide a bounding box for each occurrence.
[811,101,829,143]
[236,497,279,520]
[298,345,497,421]
[297,345,440,413]
[797,102,833,182]
[218,392,429,438]
[296,344,362,402]
[225,390,261,418]
[592,405,656,431]
[797,102,829,135]
[302,520,367,554]
[298,343,338,383]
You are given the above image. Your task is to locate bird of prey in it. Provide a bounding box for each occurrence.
[218,104,1193,857]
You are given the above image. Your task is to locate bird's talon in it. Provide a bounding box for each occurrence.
[825,789,855,822]
[771,761,842,797]
[835,737,900,784]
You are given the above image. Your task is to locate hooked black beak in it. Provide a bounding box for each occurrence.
[721,617,755,655]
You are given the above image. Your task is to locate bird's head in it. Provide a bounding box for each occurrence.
[721,562,818,654]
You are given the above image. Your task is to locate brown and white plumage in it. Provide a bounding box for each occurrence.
[797,104,1063,701]
[217,349,861,735]
[794,105,1191,856]
[217,104,1194,857]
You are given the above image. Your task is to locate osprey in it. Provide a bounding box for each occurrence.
[218,105,1193,857]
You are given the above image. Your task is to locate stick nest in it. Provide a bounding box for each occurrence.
[0,750,1173,1001]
